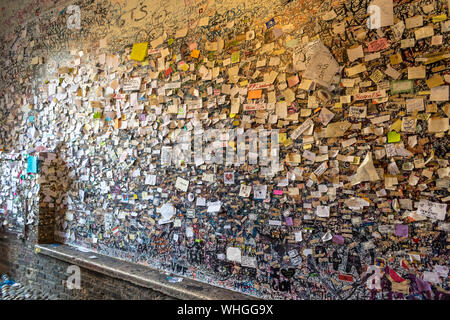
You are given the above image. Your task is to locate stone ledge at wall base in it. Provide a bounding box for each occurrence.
[35,243,258,300]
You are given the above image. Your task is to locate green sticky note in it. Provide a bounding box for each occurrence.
[387,130,401,143]
[390,80,414,94]
[93,111,101,119]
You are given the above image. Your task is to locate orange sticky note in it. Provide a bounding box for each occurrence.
[191,49,200,58]
[114,118,121,129]
[130,42,148,61]
[287,75,299,87]
[248,89,262,99]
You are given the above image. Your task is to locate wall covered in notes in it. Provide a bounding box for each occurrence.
[0,0,449,299]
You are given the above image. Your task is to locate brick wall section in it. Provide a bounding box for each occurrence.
[0,232,177,300]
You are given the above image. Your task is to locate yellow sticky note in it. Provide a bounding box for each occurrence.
[130,42,148,61]
[390,53,403,65]
[231,51,240,63]
[273,48,286,55]
[239,80,248,87]
[390,119,402,132]
[279,133,287,144]
[432,14,447,23]
[351,156,360,165]
[283,138,293,147]
[179,62,189,72]
[426,74,444,89]
[133,194,138,199]
[387,131,401,143]
[191,49,200,58]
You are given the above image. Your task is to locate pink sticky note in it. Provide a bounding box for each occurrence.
[189,42,198,51]
[368,38,388,52]
[273,190,283,195]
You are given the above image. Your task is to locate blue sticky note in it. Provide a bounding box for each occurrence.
[266,18,275,29]
[29,116,35,123]
[27,156,38,174]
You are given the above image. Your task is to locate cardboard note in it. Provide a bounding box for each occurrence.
[408,66,426,79]
[346,63,366,76]
[231,97,240,114]
[405,16,423,29]
[160,203,175,220]
[427,118,449,133]
[347,45,364,62]
[123,77,141,91]
[316,205,330,218]
[368,0,394,28]
[354,90,386,101]
[348,106,367,119]
[325,121,351,137]
[417,200,447,221]
[175,177,189,192]
[415,25,434,39]
[406,98,424,113]
[385,65,401,79]
[301,40,339,88]
[175,27,188,38]
[243,103,266,111]
[430,86,449,101]
[227,247,242,263]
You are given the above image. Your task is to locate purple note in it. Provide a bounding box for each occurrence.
[416,277,431,292]
[285,217,293,226]
[395,224,408,237]
[332,235,345,245]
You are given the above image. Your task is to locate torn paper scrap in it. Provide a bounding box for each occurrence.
[351,152,380,185]
[293,40,339,88]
